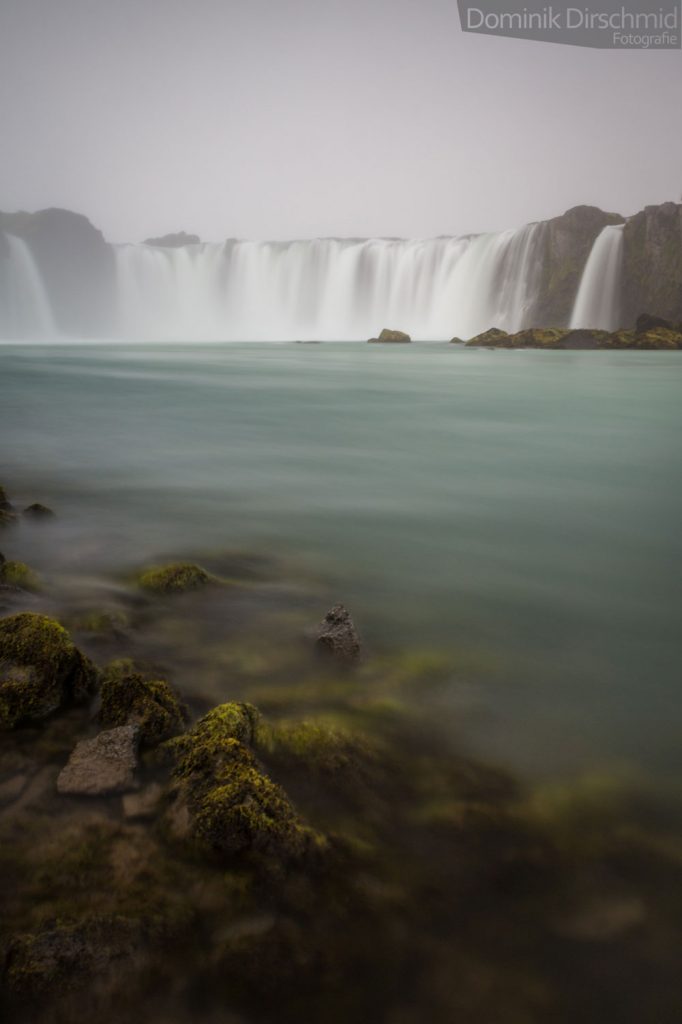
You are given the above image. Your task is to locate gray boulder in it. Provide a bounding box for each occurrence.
[57,725,140,796]
[315,604,361,664]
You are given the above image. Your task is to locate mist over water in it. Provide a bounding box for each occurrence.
[1,342,680,780]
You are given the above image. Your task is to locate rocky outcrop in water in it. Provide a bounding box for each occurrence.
[315,604,361,663]
[0,613,97,728]
[465,323,682,349]
[368,328,411,343]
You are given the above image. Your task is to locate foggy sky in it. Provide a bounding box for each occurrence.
[0,0,680,243]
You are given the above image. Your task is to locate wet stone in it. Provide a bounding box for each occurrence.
[57,725,140,796]
[315,604,361,664]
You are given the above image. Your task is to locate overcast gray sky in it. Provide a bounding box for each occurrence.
[0,0,680,242]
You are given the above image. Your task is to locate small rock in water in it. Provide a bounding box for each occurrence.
[316,604,361,664]
[57,725,140,796]
[368,328,411,344]
[23,502,55,518]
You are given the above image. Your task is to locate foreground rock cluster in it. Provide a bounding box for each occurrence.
[1,481,681,1024]
[456,314,682,349]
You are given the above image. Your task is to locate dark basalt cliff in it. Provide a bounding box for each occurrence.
[621,202,682,325]
[529,205,625,326]
[0,207,116,335]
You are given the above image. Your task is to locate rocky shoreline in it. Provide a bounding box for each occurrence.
[1,482,682,1023]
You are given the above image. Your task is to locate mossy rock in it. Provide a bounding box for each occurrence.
[508,328,568,348]
[99,660,188,747]
[22,503,55,518]
[634,327,682,349]
[0,484,14,511]
[168,702,262,779]
[0,613,97,728]
[136,562,216,594]
[164,703,321,864]
[466,327,510,347]
[0,560,41,592]
[4,915,146,998]
[368,328,411,344]
[193,752,314,859]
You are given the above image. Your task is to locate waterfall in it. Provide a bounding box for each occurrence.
[0,221,550,341]
[0,232,56,338]
[570,225,625,331]
[111,223,547,342]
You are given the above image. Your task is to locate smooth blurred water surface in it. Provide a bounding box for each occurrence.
[1,342,681,779]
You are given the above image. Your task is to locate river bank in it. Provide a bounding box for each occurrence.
[1,480,682,1023]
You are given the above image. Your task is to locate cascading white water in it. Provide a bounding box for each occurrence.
[113,222,547,341]
[0,232,56,338]
[0,220,552,341]
[570,224,625,331]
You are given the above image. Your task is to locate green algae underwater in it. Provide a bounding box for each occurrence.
[1,341,682,1022]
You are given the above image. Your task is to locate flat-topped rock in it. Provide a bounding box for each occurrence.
[57,725,140,796]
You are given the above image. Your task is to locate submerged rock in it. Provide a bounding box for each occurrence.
[315,604,361,664]
[137,562,214,594]
[4,916,145,997]
[99,659,188,747]
[0,560,41,592]
[368,328,411,343]
[22,503,54,518]
[57,724,140,796]
[0,613,97,728]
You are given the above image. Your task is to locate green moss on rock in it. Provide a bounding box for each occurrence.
[137,562,215,594]
[99,660,188,747]
[164,702,321,863]
[0,560,42,592]
[466,327,511,347]
[0,613,97,728]
[168,702,262,778]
